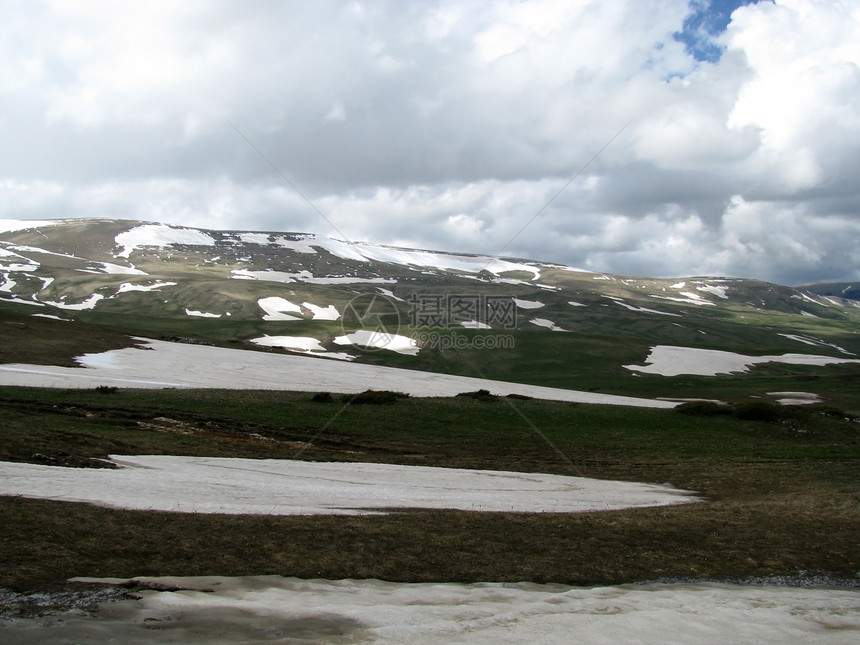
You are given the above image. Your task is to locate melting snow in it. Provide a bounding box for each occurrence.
[0,455,698,515]
[377,287,405,302]
[97,261,147,275]
[232,268,304,283]
[604,296,681,317]
[0,218,59,233]
[625,345,860,376]
[513,298,544,309]
[257,297,340,321]
[650,293,716,306]
[768,391,823,405]
[257,297,302,321]
[568,301,587,307]
[302,303,340,320]
[236,232,319,254]
[250,335,354,360]
[41,293,105,311]
[233,268,394,285]
[303,276,396,285]
[779,334,853,355]
[312,239,542,279]
[461,320,491,329]
[185,309,222,318]
[334,330,419,355]
[115,281,177,295]
[2,577,857,645]
[0,338,676,407]
[697,284,729,299]
[530,318,566,332]
[114,224,216,258]
[0,259,39,272]
[0,274,15,292]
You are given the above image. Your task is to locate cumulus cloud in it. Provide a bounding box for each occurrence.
[1,0,858,285]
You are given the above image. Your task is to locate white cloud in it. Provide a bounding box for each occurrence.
[0,0,858,285]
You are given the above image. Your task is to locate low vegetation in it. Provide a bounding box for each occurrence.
[0,387,857,592]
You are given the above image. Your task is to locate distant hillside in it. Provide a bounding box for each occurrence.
[798,282,860,302]
[2,217,858,403]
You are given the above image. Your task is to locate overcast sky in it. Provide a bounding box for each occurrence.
[2,0,859,285]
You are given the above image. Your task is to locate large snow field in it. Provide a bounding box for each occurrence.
[3,576,857,644]
[625,345,860,376]
[0,338,676,407]
[0,455,698,516]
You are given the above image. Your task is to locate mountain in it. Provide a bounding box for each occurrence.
[2,218,859,406]
[798,282,860,302]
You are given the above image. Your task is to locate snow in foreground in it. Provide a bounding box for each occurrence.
[2,576,857,644]
[0,456,698,515]
[0,337,676,408]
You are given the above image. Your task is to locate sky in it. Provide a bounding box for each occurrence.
[1,0,859,286]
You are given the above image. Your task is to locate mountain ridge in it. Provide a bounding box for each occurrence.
[2,217,858,408]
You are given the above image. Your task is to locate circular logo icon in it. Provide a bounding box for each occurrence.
[339,293,402,352]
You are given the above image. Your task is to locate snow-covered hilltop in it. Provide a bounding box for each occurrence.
[1,217,858,369]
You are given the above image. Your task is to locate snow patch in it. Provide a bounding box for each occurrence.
[625,345,860,377]
[98,262,147,275]
[650,293,716,306]
[185,309,221,318]
[42,293,104,311]
[0,274,15,292]
[778,333,853,355]
[460,320,491,329]
[696,284,729,299]
[0,338,677,407]
[604,296,681,317]
[377,287,405,302]
[768,391,823,405]
[4,577,857,644]
[250,335,354,361]
[530,318,566,332]
[513,298,544,309]
[115,281,176,295]
[258,297,302,321]
[0,218,59,233]
[333,330,419,355]
[0,455,698,515]
[114,224,216,258]
[235,233,319,254]
[233,268,394,285]
[302,303,340,321]
[232,268,303,283]
[317,239,543,279]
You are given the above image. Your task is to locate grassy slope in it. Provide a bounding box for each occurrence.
[2,222,859,593]
[5,302,860,413]
[0,387,857,590]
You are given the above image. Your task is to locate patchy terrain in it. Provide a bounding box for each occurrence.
[1,218,858,642]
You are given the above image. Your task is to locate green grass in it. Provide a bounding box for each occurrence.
[1,387,858,590]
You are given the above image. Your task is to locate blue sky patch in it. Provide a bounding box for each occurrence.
[675,0,763,62]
